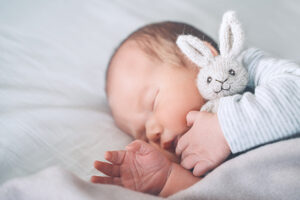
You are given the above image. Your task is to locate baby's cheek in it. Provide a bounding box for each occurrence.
[159,102,189,134]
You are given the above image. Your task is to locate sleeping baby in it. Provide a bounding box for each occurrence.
[91,12,300,197]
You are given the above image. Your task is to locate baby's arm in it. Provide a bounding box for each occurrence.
[218,48,300,153]
[159,162,200,197]
[91,140,200,197]
[176,49,300,176]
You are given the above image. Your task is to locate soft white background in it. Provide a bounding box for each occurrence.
[1,0,300,184]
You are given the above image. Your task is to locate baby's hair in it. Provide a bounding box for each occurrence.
[105,21,218,95]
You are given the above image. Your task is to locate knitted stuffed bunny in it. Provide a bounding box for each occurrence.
[176,11,248,113]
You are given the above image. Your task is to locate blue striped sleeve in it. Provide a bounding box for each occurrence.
[217,48,300,153]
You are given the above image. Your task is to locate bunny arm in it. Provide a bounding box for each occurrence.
[200,98,220,113]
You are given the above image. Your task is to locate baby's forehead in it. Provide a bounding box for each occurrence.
[106,41,142,88]
[109,40,159,79]
[107,40,156,97]
[110,41,146,70]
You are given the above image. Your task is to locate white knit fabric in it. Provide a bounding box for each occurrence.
[176,11,247,113]
[176,35,214,67]
[218,48,300,153]
[219,11,244,59]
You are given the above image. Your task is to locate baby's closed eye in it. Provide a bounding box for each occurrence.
[152,89,160,111]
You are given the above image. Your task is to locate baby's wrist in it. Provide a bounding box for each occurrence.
[159,163,200,197]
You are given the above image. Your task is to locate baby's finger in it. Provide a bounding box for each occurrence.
[90,176,122,186]
[94,160,120,177]
[181,147,191,161]
[193,160,214,177]
[175,136,188,156]
[186,111,199,126]
[126,140,143,152]
[180,154,198,170]
[105,150,126,165]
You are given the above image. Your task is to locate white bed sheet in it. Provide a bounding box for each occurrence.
[1,0,300,186]
[1,138,300,200]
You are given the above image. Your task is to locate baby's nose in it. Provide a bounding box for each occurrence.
[146,132,161,143]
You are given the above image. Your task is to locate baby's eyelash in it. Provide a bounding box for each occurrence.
[152,90,159,110]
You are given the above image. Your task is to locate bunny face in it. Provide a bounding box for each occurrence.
[196,56,248,100]
[176,11,248,102]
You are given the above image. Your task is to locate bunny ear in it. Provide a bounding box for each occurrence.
[176,35,214,67]
[219,11,244,59]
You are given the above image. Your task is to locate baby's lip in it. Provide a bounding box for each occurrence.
[173,136,180,149]
[164,135,180,153]
[163,140,173,151]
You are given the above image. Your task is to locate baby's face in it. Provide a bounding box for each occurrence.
[107,40,206,162]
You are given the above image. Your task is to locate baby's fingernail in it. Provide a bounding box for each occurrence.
[105,152,111,160]
[93,160,98,167]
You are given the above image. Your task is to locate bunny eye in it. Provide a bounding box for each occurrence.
[207,76,212,84]
[229,69,235,76]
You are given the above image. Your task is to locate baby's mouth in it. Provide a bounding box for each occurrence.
[173,136,180,150]
[150,140,180,163]
[162,140,175,153]
[163,135,180,154]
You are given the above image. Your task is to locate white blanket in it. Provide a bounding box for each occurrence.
[1,138,300,200]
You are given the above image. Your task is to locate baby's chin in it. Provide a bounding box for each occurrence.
[148,141,180,163]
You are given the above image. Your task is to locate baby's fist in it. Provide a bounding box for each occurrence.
[176,111,231,176]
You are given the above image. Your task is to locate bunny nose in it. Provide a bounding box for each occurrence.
[213,78,231,94]
[222,82,230,90]
[216,78,230,90]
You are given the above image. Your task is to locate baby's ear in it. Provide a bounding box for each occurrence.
[219,11,244,59]
[176,35,214,67]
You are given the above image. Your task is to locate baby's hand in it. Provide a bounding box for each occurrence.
[91,140,172,195]
[176,111,231,176]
